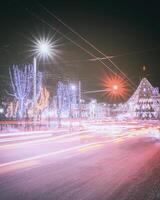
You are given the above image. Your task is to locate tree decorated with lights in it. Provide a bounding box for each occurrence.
[126,78,160,119]
[9,64,42,119]
[57,81,69,118]
[56,81,78,118]
[36,86,50,119]
[6,100,18,118]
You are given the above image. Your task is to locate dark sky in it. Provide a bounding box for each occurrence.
[0,0,160,102]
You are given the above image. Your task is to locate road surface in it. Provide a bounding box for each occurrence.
[0,122,160,200]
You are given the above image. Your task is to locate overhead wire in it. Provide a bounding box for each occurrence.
[25,8,120,77]
[37,2,136,88]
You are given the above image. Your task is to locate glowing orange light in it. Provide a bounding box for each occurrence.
[113,84,118,91]
[102,75,128,100]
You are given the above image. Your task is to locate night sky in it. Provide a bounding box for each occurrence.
[0,0,160,102]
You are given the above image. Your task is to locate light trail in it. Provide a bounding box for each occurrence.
[0,133,53,143]
[0,129,146,170]
[0,160,39,175]
[0,130,91,150]
[0,129,68,138]
[2,123,141,149]
[0,140,113,169]
[0,124,156,174]
[78,144,103,152]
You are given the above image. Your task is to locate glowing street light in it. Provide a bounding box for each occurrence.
[33,37,57,60]
[103,75,128,100]
[37,41,51,57]
[102,75,129,99]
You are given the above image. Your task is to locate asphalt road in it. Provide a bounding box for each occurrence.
[1,124,160,200]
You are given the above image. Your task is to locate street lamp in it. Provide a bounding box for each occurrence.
[33,38,55,60]
[104,76,128,99]
[33,37,55,127]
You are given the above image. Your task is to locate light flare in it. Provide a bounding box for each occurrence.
[30,35,61,60]
[102,75,129,100]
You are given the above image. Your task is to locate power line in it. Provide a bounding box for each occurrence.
[37,2,136,88]
[58,47,159,63]
[109,47,160,59]
[25,9,121,77]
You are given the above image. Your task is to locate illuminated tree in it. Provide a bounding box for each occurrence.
[56,81,63,126]
[57,81,65,118]
[125,78,160,119]
[5,101,18,118]
[56,81,77,118]
[37,87,50,114]
[9,65,42,119]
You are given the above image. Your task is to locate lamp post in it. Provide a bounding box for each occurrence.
[33,37,55,128]
[33,57,37,126]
